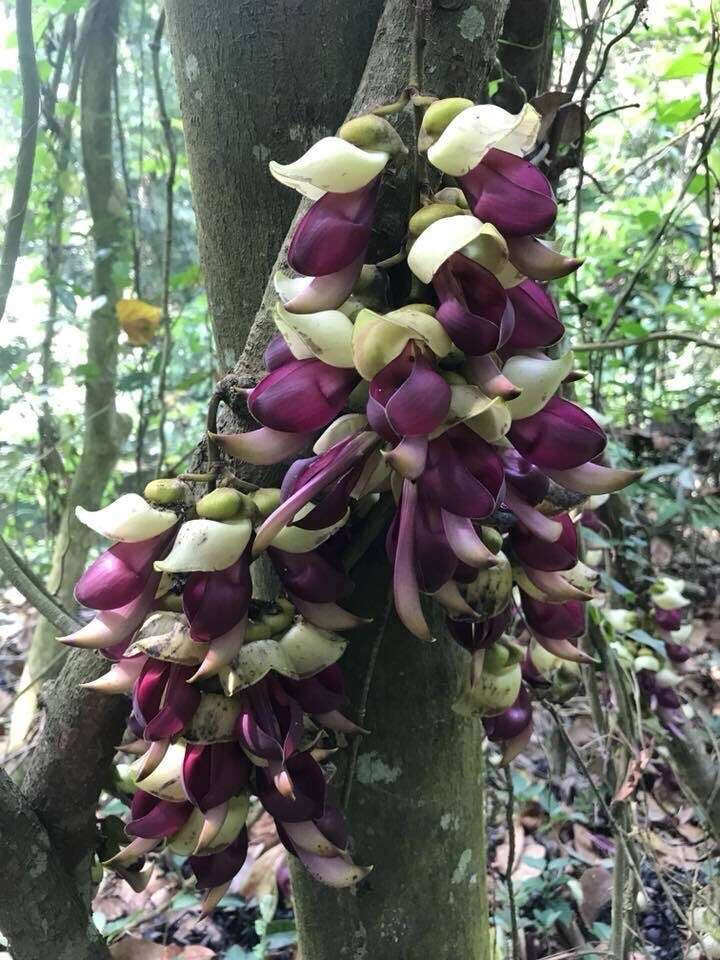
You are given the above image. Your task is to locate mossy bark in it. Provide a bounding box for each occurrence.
[166,1,508,956]
[9,0,131,753]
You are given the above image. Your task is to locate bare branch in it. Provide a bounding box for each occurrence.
[574,330,720,352]
[0,0,41,322]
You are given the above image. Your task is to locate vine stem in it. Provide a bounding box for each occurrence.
[504,766,521,960]
[0,535,80,635]
[574,330,720,352]
[152,8,178,477]
[0,0,40,323]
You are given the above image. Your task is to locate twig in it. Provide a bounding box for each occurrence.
[205,390,224,490]
[342,591,393,810]
[504,766,521,960]
[574,330,720,352]
[580,1,648,109]
[152,9,178,477]
[113,64,142,296]
[0,0,41,323]
[0,534,80,634]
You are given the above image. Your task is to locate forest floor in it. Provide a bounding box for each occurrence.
[0,534,718,960]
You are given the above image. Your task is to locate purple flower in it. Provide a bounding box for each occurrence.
[459,149,556,237]
[189,828,249,890]
[484,686,533,742]
[448,607,511,653]
[432,253,514,355]
[419,425,504,519]
[255,752,327,823]
[183,554,252,643]
[248,357,358,433]
[288,179,380,277]
[75,532,172,610]
[520,593,592,663]
[236,677,305,764]
[666,642,691,664]
[367,346,451,441]
[269,543,353,603]
[510,513,577,572]
[133,658,201,741]
[504,279,564,350]
[126,791,193,839]
[653,606,682,632]
[508,397,606,471]
[182,742,251,813]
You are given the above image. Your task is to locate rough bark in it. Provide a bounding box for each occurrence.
[0,767,110,960]
[167,1,508,957]
[164,0,385,369]
[9,0,131,752]
[22,651,129,896]
[497,0,558,109]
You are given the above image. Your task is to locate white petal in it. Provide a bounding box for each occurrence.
[154,518,252,573]
[76,493,177,542]
[274,302,354,368]
[277,621,347,678]
[314,414,368,454]
[269,503,349,553]
[588,493,609,510]
[132,742,186,801]
[505,352,575,420]
[384,307,452,359]
[274,271,313,305]
[407,215,488,283]
[428,103,540,176]
[466,400,512,442]
[653,589,690,611]
[603,609,638,634]
[269,137,388,198]
[668,623,693,643]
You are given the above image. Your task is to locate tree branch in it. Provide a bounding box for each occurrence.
[573,330,720,352]
[0,0,40,322]
[0,534,80,634]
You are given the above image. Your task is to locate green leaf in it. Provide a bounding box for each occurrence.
[662,50,708,79]
[628,629,666,656]
[657,94,702,125]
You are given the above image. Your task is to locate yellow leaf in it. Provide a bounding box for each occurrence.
[116,299,163,346]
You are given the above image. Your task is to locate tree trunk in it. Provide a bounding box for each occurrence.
[166,1,508,957]
[9,0,131,752]
[164,0,385,369]
[497,0,558,109]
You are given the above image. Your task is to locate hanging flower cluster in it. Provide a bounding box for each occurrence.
[601,574,694,733]
[70,98,639,905]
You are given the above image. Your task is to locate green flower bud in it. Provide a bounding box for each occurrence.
[418,97,473,151]
[484,643,510,672]
[453,659,521,717]
[464,552,512,619]
[245,620,273,642]
[338,114,408,157]
[252,487,282,519]
[262,598,295,635]
[434,186,469,209]
[196,487,245,520]
[480,526,504,555]
[143,478,188,505]
[408,202,466,237]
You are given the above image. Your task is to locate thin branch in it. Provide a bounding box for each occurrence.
[113,63,142,297]
[580,1,648,109]
[152,8,178,477]
[504,766,521,960]
[574,330,720,352]
[0,0,41,322]
[0,534,80,635]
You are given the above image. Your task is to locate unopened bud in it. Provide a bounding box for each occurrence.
[418,97,473,152]
[408,202,466,237]
[196,487,245,521]
[252,487,282,519]
[434,186,469,209]
[338,114,408,157]
[143,478,188,505]
[480,527,504,555]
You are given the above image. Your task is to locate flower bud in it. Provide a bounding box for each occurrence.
[433,187,469,208]
[453,656,522,717]
[338,114,407,157]
[196,488,246,521]
[143,478,188,505]
[480,527,504,555]
[633,654,660,673]
[408,202,466,237]
[251,487,282,519]
[463,553,513,619]
[418,97,474,152]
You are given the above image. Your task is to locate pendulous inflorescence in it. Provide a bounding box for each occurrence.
[67,96,639,910]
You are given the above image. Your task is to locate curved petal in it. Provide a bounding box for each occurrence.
[288,179,379,277]
[507,236,583,282]
[428,103,540,176]
[508,397,606,471]
[269,137,388,198]
[504,352,575,421]
[214,427,312,465]
[274,255,363,313]
[521,594,585,640]
[441,511,498,567]
[383,358,451,438]
[155,519,252,574]
[75,533,168,610]
[434,253,512,355]
[274,302,354,368]
[460,149,556,236]
[407,214,490,284]
[542,461,641,495]
[249,358,358,433]
[505,279,564,350]
[511,513,577,571]
[76,493,177,543]
[393,480,432,641]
